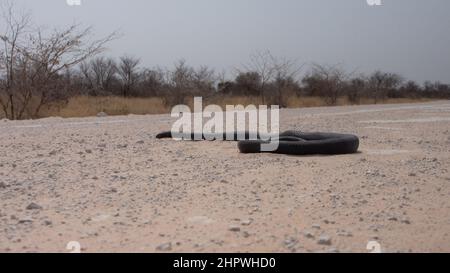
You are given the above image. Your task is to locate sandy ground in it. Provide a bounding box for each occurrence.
[1,101,449,253]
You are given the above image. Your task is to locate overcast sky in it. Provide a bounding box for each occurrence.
[9,0,450,83]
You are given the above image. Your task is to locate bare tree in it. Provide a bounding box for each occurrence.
[346,76,366,104]
[272,57,303,107]
[240,51,277,104]
[193,65,216,95]
[303,64,348,105]
[368,71,403,103]
[118,55,140,97]
[399,80,421,98]
[138,67,166,97]
[0,1,31,119]
[167,59,195,105]
[81,57,117,95]
[0,2,117,119]
[29,27,117,116]
[423,81,450,98]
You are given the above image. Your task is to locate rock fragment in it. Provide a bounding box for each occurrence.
[26,203,42,210]
[228,225,241,232]
[317,235,332,246]
[156,242,172,251]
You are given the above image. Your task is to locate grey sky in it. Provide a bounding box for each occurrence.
[11,0,450,83]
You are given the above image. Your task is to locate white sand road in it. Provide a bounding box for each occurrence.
[1,101,449,253]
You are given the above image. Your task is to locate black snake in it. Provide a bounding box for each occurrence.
[156,130,359,155]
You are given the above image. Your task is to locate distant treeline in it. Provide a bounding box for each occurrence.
[75,55,450,107]
[1,2,449,119]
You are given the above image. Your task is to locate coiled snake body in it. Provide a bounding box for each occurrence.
[156,130,359,155]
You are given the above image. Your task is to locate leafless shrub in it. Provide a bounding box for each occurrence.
[0,1,117,119]
[346,76,366,104]
[118,55,140,97]
[302,64,348,105]
[271,57,303,107]
[80,57,118,96]
[368,71,403,104]
[162,60,216,106]
[239,51,277,104]
[138,67,166,97]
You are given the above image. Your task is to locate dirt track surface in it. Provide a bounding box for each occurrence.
[1,101,450,253]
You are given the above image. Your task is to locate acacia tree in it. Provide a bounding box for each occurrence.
[0,1,117,119]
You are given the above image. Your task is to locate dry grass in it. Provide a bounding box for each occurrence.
[40,96,168,118]
[285,96,328,108]
[357,97,434,105]
[206,96,263,108]
[2,95,437,119]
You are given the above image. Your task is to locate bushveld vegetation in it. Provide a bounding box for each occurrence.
[1,3,449,120]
